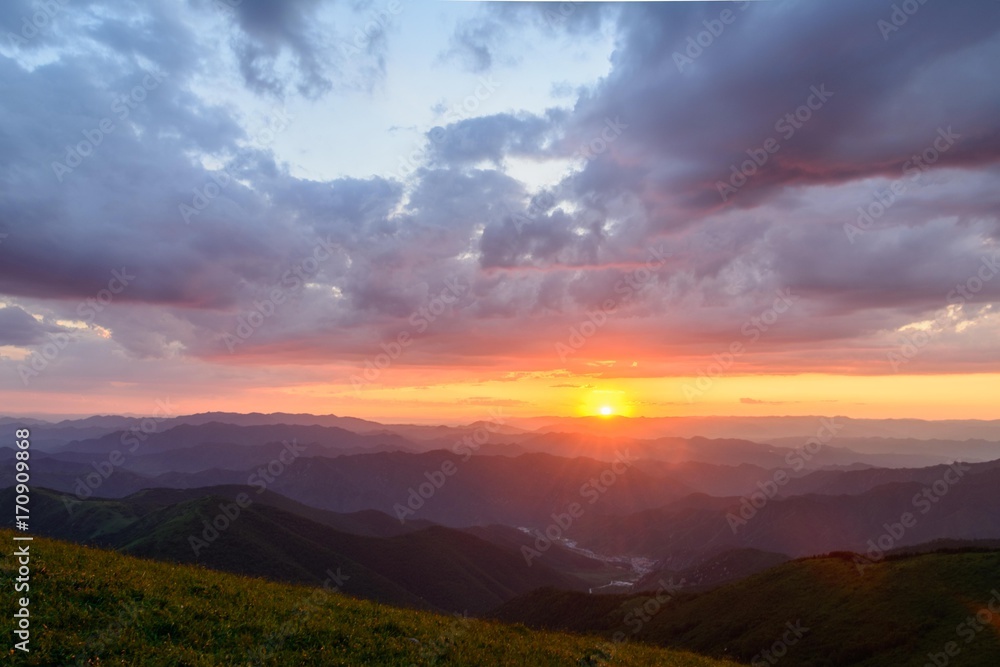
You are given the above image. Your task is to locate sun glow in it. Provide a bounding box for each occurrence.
[577,388,634,418]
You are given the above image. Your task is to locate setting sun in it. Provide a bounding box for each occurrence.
[576,388,634,419]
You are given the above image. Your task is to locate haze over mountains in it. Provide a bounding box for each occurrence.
[4,410,1000,665]
[4,411,999,558]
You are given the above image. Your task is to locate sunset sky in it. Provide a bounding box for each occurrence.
[1,0,998,422]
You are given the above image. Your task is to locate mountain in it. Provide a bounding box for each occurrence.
[462,524,639,588]
[111,485,439,537]
[886,538,1000,556]
[475,431,944,468]
[39,414,147,429]
[2,411,529,453]
[0,416,50,425]
[0,446,163,498]
[13,412,999,468]
[0,445,788,512]
[632,460,793,497]
[513,433,797,466]
[59,422,416,456]
[1,421,131,452]
[494,548,1000,667]
[6,486,590,614]
[780,458,1000,497]
[569,463,1000,567]
[768,436,1000,463]
[634,548,791,592]
[106,439,410,475]
[0,529,738,667]
[512,415,1000,442]
[10,449,692,528]
[239,450,694,527]
[157,410,387,432]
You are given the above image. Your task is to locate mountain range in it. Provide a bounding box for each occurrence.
[3,410,1000,665]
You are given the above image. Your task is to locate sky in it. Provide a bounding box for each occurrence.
[0,0,999,423]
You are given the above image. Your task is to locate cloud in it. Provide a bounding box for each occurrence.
[225,0,335,98]
[426,110,565,167]
[1,0,999,396]
[459,396,528,407]
[440,2,611,73]
[740,398,790,406]
[563,0,1000,216]
[0,306,65,346]
[443,16,502,73]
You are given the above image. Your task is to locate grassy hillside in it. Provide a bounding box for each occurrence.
[0,530,738,667]
[634,548,790,592]
[495,549,1000,666]
[7,486,589,614]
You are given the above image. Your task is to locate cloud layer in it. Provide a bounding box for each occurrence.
[1,0,999,406]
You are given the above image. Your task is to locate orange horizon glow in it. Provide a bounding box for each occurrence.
[2,371,999,424]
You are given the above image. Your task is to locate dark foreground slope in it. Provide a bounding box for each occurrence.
[494,549,1000,667]
[0,530,738,667]
[6,486,590,614]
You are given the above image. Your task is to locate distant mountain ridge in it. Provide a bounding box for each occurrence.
[511,414,1000,442]
[568,462,1000,567]
[4,486,591,614]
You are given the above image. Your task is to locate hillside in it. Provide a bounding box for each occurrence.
[633,548,791,592]
[7,487,589,614]
[495,549,1000,666]
[0,530,738,666]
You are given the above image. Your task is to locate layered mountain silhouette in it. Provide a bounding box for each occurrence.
[8,485,591,614]
[3,411,999,666]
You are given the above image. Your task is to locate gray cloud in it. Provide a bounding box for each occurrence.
[441,1,613,73]
[0,0,998,382]
[0,306,65,346]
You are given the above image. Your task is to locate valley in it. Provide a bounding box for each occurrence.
[3,411,1000,664]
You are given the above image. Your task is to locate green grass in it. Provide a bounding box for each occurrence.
[495,550,1000,667]
[0,530,738,666]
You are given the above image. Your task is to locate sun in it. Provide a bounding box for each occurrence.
[578,389,632,418]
